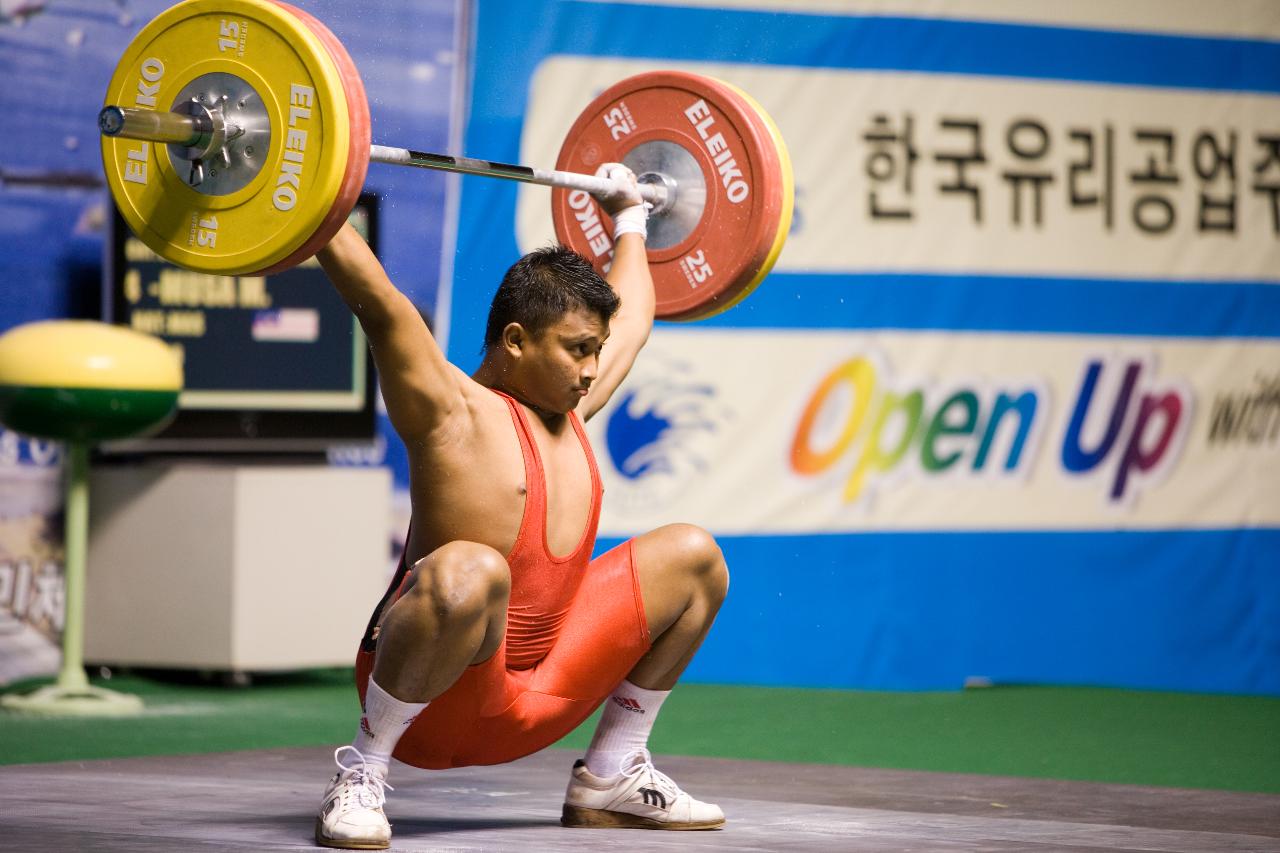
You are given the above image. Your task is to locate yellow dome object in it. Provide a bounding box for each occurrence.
[0,321,183,443]
[0,320,182,391]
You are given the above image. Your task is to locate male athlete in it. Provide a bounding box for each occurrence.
[312,164,729,849]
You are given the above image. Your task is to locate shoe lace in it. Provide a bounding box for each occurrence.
[333,745,394,809]
[619,747,681,804]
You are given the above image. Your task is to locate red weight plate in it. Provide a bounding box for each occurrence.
[257,0,371,275]
[552,71,788,321]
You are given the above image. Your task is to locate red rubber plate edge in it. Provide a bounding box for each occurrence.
[674,76,787,321]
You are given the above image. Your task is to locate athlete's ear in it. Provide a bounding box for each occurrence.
[502,322,527,358]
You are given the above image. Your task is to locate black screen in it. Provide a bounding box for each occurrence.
[102,194,379,454]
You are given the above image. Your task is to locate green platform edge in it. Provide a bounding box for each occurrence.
[2,672,1277,794]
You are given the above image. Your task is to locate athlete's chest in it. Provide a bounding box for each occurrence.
[521,414,597,556]
[412,401,597,557]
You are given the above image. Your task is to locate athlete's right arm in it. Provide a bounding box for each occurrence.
[317,222,465,435]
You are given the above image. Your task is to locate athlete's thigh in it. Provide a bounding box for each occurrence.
[630,522,724,638]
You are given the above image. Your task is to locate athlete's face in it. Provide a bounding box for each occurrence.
[517,307,608,414]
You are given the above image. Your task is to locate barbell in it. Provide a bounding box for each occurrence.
[99,0,793,321]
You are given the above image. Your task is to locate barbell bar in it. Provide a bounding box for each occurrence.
[99,105,674,212]
[99,0,792,320]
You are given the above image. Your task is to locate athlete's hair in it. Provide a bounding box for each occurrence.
[483,245,620,350]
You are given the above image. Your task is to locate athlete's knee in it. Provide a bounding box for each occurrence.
[405,541,510,624]
[666,523,729,600]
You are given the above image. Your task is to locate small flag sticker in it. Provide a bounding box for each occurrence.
[252,309,319,343]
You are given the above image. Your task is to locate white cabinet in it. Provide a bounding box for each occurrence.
[85,462,391,672]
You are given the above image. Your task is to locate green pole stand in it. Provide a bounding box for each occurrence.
[2,442,144,716]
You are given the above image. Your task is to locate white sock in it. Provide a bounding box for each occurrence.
[351,678,428,777]
[583,680,670,777]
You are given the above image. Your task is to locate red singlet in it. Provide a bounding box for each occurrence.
[354,390,651,769]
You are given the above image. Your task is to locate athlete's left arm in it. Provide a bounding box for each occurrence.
[579,231,654,421]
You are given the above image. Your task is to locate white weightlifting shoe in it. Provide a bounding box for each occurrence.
[561,747,725,830]
[314,746,393,849]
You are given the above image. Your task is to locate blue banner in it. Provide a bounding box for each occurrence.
[453,0,1280,695]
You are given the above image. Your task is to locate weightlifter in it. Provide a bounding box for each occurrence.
[312,163,729,849]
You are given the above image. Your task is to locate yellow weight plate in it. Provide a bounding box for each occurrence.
[690,80,793,320]
[0,321,182,391]
[101,0,350,275]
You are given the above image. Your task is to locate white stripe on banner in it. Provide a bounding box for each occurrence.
[584,329,1280,535]
[519,56,1280,280]
[570,0,1280,40]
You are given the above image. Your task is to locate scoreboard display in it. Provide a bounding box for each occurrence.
[103,194,380,453]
